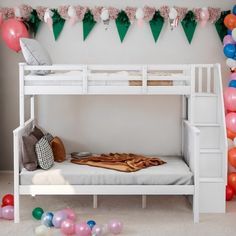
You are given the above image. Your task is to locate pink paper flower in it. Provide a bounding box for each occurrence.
[193,8,201,22]
[143,6,155,22]
[175,6,188,21]
[108,7,119,20]
[159,5,170,20]
[36,6,47,21]
[91,6,103,22]
[208,7,221,23]
[1,7,15,19]
[19,4,33,20]
[58,5,69,20]
[125,6,137,22]
[75,5,88,21]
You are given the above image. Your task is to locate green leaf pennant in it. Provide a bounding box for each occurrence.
[149,11,164,43]
[83,10,96,41]
[52,9,65,41]
[215,10,231,42]
[181,11,197,44]
[115,11,131,43]
[27,9,41,37]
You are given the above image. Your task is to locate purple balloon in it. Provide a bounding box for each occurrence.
[2,206,14,220]
[75,222,91,236]
[108,219,123,235]
[230,73,236,81]
[224,35,236,46]
[92,225,103,236]
[52,211,68,228]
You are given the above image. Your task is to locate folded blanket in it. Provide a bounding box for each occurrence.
[71,153,166,172]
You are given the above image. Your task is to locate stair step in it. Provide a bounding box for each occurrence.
[200,149,221,154]
[200,177,225,183]
[195,93,217,97]
[195,123,220,127]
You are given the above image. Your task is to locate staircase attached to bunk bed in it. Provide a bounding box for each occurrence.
[188,64,227,213]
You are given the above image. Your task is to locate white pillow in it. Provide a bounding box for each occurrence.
[20,38,52,75]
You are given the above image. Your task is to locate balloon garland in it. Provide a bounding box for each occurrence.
[0,4,232,51]
[32,206,123,236]
[223,4,236,202]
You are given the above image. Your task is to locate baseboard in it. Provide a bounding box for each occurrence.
[0,170,13,174]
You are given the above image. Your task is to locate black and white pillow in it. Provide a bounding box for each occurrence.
[35,136,54,170]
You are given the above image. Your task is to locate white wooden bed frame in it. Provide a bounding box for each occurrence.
[13,63,227,224]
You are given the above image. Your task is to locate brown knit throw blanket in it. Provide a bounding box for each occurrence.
[71,153,166,172]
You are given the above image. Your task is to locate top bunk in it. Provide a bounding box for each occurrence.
[20,63,220,96]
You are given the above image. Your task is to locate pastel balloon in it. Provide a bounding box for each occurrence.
[228,138,234,150]
[35,225,52,236]
[52,211,67,228]
[228,29,232,35]
[232,29,236,42]
[228,172,236,194]
[92,225,103,236]
[75,222,92,236]
[1,19,29,52]
[2,205,14,220]
[224,35,236,46]
[108,219,123,235]
[32,207,44,220]
[61,219,75,235]
[87,220,96,229]
[226,112,236,133]
[226,58,236,68]
[200,8,209,27]
[229,80,236,88]
[41,212,54,227]
[227,128,236,140]
[61,208,76,221]
[224,44,236,58]
[229,73,236,81]
[229,148,236,168]
[224,14,236,30]
[224,87,236,111]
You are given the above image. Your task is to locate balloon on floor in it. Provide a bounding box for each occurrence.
[0,194,14,220]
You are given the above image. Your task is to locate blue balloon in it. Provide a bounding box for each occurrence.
[87,220,96,229]
[224,44,236,58]
[233,5,236,15]
[41,212,54,227]
[228,29,232,35]
[229,80,236,88]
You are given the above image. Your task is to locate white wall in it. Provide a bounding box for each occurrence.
[0,0,234,170]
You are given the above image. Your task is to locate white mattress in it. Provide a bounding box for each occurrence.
[20,156,193,185]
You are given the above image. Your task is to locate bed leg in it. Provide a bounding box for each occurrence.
[14,190,20,223]
[193,193,199,223]
[142,195,147,209]
[93,195,98,209]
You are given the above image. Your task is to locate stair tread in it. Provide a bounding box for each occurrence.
[200,177,224,183]
[195,123,220,127]
[195,93,217,97]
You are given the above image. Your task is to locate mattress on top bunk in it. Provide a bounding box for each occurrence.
[20,156,193,185]
[24,70,185,86]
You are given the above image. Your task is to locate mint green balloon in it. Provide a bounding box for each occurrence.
[32,207,44,220]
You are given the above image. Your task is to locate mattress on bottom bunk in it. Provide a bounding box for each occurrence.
[20,156,193,185]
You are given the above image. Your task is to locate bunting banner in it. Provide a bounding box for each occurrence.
[115,11,131,43]
[149,11,164,43]
[83,10,96,41]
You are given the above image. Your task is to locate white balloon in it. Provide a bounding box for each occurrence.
[35,225,51,236]
[228,138,234,150]
[101,8,109,21]
[14,7,21,18]
[232,28,236,42]
[44,9,53,23]
[135,8,144,20]
[68,6,76,18]
[226,58,236,68]
[169,8,178,20]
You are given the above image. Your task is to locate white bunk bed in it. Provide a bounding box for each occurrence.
[13,63,227,224]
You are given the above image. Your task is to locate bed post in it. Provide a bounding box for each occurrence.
[19,63,25,126]
[93,195,98,208]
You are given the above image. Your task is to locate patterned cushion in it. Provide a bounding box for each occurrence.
[35,136,54,170]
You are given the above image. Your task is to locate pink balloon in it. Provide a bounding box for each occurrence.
[224,35,236,46]
[75,222,92,236]
[61,208,77,222]
[224,87,236,111]
[108,219,123,235]
[1,19,29,52]
[0,12,3,26]
[92,225,103,236]
[52,211,68,228]
[226,112,236,133]
[2,206,14,220]
[61,219,75,235]
[229,73,236,81]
